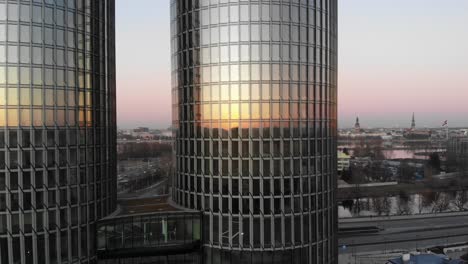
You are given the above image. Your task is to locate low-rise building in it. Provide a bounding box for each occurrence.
[448,137,468,167]
[338,151,351,172]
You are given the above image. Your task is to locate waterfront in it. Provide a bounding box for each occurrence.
[339,190,468,218]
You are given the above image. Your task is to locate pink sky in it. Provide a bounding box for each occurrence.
[116,0,468,129]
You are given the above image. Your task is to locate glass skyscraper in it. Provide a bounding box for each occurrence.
[0,0,116,263]
[171,0,338,263]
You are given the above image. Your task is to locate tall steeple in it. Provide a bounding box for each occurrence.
[411,112,416,130]
[354,116,361,132]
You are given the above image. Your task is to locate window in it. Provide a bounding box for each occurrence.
[240,5,249,22]
[8,25,18,42]
[230,45,239,62]
[8,4,19,21]
[20,25,30,43]
[20,67,30,85]
[0,25,5,42]
[7,46,18,63]
[32,47,42,64]
[0,4,6,21]
[251,4,259,21]
[240,25,249,42]
[230,6,239,22]
[32,26,42,44]
[250,25,260,41]
[8,67,19,85]
[230,25,239,42]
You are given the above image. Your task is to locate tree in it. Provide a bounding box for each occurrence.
[452,190,468,211]
[370,143,386,161]
[353,139,385,160]
[396,190,412,215]
[342,200,354,211]
[350,166,367,214]
[118,142,172,160]
[416,194,424,214]
[432,192,451,213]
[353,138,367,158]
[341,167,352,183]
[428,152,441,172]
[372,197,392,216]
[343,147,350,156]
[421,190,437,212]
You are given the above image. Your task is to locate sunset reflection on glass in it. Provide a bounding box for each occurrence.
[171,0,338,262]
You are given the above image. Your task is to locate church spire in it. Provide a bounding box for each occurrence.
[354,116,361,132]
[411,112,416,129]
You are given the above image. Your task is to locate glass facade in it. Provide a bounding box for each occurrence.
[97,211,202,263]
[0,0,116,263]
[171,0,338,263]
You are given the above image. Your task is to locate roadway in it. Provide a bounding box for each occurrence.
[338,213,468,263]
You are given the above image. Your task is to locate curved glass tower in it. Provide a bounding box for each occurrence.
[171,0,337,263]
[0,0,116,263]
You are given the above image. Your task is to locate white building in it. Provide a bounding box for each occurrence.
[338,151,351,172]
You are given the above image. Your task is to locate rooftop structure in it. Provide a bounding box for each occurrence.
[96,196,202,263]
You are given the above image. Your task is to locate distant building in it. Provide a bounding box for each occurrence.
[403,130,432,140]
[132,132,154,140]
[386,253,465,264]
[404,113,431,140]
[447,136,468,168]
[338,151,351,172]
[160,129,173,138]
[354,117,362,133]
[131,127,154,139]
[134,127,150,133]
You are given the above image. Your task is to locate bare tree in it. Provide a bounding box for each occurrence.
[416,194,424,214]
[353,138,367,158]
[432,192,451,213]
[372,197,383,216]
[396,190,412,215]
[370,143,386,161]
[452,190,468,211]
[350,166,367,214]
[372,197,392,216]
[422,190,437,212]
[353,139,386,160]
[382,197,392,216]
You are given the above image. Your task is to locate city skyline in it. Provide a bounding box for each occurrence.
[116,0,468,129]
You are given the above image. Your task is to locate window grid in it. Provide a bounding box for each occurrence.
[171,0,338,263]
[0,0,116,263]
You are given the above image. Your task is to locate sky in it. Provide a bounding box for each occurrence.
[116,0,468,129]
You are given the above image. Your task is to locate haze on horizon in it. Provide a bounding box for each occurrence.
[116,0,468,129]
